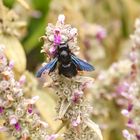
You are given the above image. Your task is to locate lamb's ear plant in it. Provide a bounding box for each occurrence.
[0,0,26,74]
[37,14,103,140]
[0,45,51,140]
[0,1,102,139]
[122,18,140,140]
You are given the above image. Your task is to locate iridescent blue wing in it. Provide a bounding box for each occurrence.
[36,58,58,77]
[71,54,95,71]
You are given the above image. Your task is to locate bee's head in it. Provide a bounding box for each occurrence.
[57,42,69,52]
[58,43,68,49]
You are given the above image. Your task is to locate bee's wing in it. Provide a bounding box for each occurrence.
[36,57,58,77]
[71,55,95,71]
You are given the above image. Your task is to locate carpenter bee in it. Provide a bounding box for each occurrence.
[36,43,95,78]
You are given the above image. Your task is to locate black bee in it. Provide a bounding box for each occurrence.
[36,43,95,78]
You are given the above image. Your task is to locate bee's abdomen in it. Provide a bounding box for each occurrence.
[59,63,77,78]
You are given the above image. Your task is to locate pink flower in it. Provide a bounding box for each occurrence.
[126,119,135,129]
[71,90,83,103]
[27,105,32,114]
[127,104,133,112]
[45,134,58,140]
[72,116,81,127]
[121,109,129,117]
[116,82,129,94]
[53,28,62,46]
[96,26,106,41]
[19,75,26,86]
[54,34,61,45]
[136,134,140,140]
[9,116,18,125]
[122,129,131,139]
[49,46,56,55]
[0,107,4,114]
[9,60,14,69]
[15,122,21,131]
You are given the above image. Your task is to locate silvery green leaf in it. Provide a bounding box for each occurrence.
[85,118,103,140]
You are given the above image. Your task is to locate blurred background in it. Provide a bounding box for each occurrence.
[0,0,140,140]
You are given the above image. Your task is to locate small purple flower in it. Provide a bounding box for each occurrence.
[19,75,26,86]
[136,134,140,140]
[28,108,32,114]
[72,116,81,127]
[45,134,58,140]
[116,82,129,94]
[9,60,14,69]
[126,119,135,129]
[96,26,106,41]
[127,104,133,112]
[49,46,56,56]
[53,28,61,46]
[72,94,80,103]
[15,122,21,131]
[0,107,4,114]
[121,109,129,117]
[128,119,133,124]
[28,105,32,114]
[54,34,61,45]
[122,129,130,139]
[71,90,83,103]
[9,116,18,125]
